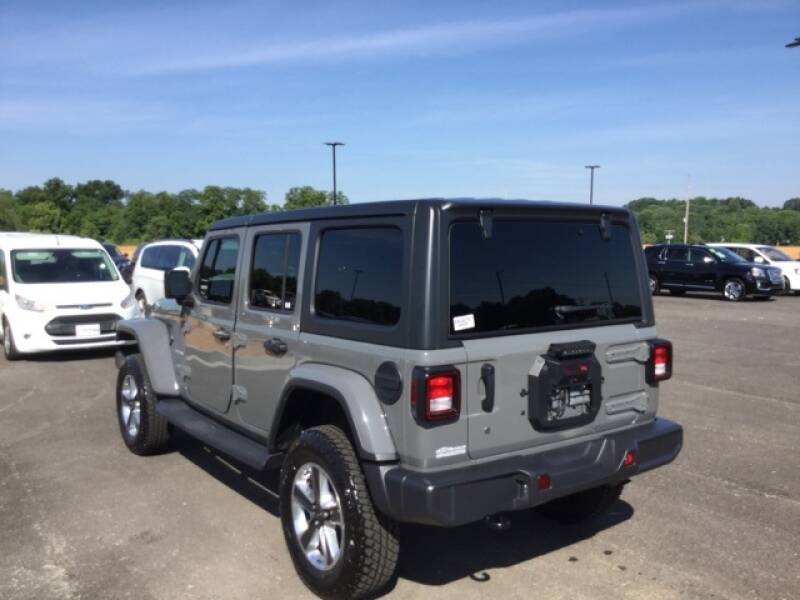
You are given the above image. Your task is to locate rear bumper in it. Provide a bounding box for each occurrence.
[365,418,682,527]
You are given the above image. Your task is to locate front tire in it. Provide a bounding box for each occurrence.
[279,425,399,600]
[723,278,745,302]
[537,483,625,524]
[116,354,170,455]
[2,318,20,361]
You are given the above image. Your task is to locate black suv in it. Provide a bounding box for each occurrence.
[645,243,783,301]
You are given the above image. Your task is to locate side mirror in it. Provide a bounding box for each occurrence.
[165,268,192,302]
[753,256,765,264]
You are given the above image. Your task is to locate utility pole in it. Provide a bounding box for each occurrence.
[324,142,344,206]
[585,165,600,205]
[683,175,692,244]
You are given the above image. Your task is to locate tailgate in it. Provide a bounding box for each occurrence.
[463,324,656,460]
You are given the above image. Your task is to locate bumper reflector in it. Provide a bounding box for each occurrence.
[537,473,552,491]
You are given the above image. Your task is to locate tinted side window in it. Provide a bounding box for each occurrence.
[178,247,196,269]
[249,232,301,312]
[665,247,689,261]
[140,247,161,269]
[315,228,402,326]
[690,248,713,262]
[198,237,240,304]
[156,245,181,270]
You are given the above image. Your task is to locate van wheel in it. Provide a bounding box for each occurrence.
[2,318,20,361]
[723,278,745,302]
[537,483,624,524]
[280,425,399,600]
[648,275,659,296]
[784,277,793,295]
[116,354,170,455]
[135,291,148,315]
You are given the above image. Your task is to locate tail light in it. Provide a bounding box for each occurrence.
[411,367,461,422]
[646,338,673,384]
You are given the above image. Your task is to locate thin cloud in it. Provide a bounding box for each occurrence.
[131,4,703,75]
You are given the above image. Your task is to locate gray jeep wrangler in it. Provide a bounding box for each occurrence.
[114,199,682,599]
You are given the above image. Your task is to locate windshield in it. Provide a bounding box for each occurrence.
[757,246,792,261]
[708,247,745,262]
[12,248,119,284]
[450,220,643,335]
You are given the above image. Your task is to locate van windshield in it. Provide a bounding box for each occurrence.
[12,248,119,284]
[450,220,643,335]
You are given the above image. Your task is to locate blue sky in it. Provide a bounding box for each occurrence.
[1,0,798,206]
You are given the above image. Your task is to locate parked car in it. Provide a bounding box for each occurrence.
[708,243,800,294]
[114,199,682,599]
[130,239,202,312]
[0,233,137,360]
[645,243,784,301]
[102,242,132,272]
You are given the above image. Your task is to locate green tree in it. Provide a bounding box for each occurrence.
[284,186,348,210]
[0,190,17,230]
[784,198,800,211]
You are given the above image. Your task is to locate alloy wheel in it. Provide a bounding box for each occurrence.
[724,280,743,301]
[120,374,141,438]
[291,462,345,572]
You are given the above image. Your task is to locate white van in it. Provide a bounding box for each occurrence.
[708,243,800,294]
[131,239,201,312]
[0,233,138,360]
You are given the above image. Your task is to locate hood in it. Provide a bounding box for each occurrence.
[13,280,130,308]
[774,260,800,271]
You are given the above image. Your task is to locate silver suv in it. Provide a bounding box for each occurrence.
[114,199,682,599]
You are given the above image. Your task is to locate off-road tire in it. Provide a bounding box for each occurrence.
[279,425,399,600]
[2,318,20,361]
[116,354,170,455]
[537,483,625,525]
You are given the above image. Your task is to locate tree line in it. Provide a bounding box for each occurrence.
[0,178,347,244]
[626,197,800,245]
[1,179,798,245]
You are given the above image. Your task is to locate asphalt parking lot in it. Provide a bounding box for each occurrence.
[1,295,798,600]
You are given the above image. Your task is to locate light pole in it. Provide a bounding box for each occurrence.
[324,142,344,206]
[585,165,600,205]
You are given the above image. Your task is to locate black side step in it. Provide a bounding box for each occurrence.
[157,398,280,470]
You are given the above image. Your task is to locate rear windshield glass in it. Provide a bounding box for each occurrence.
[12,248,118,284]
[450,220,643,335]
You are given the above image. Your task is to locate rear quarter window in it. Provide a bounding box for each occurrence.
[314,227,402,326]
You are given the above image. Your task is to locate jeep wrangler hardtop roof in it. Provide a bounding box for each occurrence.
[209,198,631,231]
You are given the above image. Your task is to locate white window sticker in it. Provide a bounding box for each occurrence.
[452,314,475,332]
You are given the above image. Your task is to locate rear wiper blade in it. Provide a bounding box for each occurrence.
[554,303,612,319]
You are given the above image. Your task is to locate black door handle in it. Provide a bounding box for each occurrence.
[264,337,288,356]
[481,363,495,412]
[213,328,231,342]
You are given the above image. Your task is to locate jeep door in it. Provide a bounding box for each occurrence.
[448,218,655,459]
[232,224,307,435]
[182,233,243,413]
